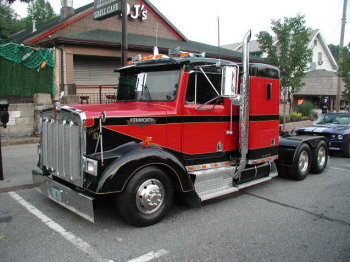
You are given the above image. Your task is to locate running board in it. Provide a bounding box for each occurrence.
[192,162,278,201]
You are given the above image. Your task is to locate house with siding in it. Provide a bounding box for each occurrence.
[223,29,347,110]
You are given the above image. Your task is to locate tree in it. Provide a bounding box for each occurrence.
[329,44,340,62]
[0,0,18,42]
[257,14,312,106]
[7,0,32,3]
[338,44,350,101]
[26,0,55,26]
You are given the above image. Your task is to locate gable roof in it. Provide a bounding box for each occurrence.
[12,1,188,44]
[50,29,248,61]
[308,29,337,69]
[12,3,94,43]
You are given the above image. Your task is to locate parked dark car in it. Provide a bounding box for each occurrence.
[293,113,350,158]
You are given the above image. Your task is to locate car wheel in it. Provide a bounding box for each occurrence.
[310,140,328,174]
[343,141,350,158]
[287,143,311,181]
[115,166,174,227]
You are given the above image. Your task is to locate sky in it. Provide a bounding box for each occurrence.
[11,0,350,46]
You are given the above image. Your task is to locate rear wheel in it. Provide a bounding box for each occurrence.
[287,143,311,181]
[343,141,350,158]
[310,140,328,174]
[115,166,173,227]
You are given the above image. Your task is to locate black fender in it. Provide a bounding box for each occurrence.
[277,135,328,166]
[96,145,195,195]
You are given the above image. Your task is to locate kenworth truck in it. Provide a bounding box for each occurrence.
[33,31,329,226]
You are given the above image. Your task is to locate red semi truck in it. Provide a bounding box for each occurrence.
[33,31,328,226]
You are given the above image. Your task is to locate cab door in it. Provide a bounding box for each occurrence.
[182,71,233,161]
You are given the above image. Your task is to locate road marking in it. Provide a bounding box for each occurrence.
[127,249,169,262]
[8,191,114,262]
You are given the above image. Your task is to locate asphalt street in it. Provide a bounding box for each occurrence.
[0,144,349,262]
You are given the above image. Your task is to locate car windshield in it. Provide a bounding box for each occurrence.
[315,114,350,126]
[117,70,180,101]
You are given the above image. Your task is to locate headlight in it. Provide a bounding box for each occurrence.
[83,157,98,176]
[331,134,343,140]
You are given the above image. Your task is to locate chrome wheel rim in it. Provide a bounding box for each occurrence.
[299,151,309,173]
[136,179,164,214]
[317,147,326,167]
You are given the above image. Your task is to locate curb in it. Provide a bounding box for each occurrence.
[1,137,40,147]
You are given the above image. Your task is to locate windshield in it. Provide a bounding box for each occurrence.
[315,114,350,125]
[117,70,180,101]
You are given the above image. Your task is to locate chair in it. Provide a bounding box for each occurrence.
[106,94,116,103]
[80,96,89,104]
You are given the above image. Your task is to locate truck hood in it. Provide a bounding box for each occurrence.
[66,102,168,125]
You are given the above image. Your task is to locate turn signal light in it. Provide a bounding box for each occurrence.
[142,137,153,147]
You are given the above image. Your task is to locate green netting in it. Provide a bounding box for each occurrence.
[0,43,56,98]
[0,42,55,69]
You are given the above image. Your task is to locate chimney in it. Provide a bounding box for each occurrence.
[60,0,75,20]
[32,19,37,32]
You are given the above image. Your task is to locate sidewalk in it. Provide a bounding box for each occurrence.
[0,142,41,193]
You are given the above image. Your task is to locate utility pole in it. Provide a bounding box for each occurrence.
[121,0,128,66]
[336,0,348,112]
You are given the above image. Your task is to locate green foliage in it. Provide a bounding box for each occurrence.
[7,0,32,3]
[328,44,340,62]
[257,14,312,97]
[0,0,18,42]
[296,101,315,117]
[289,112,303,122]
[338,45,350,101]
[27,0,56,26]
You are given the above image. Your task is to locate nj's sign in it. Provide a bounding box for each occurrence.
[94,0,148,21]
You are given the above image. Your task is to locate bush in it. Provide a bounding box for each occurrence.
[289,112,303,122]
[296,101,315,118]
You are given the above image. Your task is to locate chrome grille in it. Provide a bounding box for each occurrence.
[42,115,82,185]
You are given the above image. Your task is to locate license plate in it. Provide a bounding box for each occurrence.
[51,187,63,202]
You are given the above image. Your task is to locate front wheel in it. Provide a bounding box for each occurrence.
[287,143,311,181]
[310,140,328,174]
[115,166,173,227]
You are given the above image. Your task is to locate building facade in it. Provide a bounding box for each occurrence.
[13,0,259,103]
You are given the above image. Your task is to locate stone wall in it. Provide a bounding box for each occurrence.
[1,103,34,138]
[1,93,53,138]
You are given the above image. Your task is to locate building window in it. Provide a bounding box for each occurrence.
[318,52,323,65]
[314,40,317,46]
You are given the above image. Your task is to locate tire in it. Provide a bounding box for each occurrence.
[286,143,311,181]
[342,141,350,158]
[310,140,328,174]
[115,166,173,227]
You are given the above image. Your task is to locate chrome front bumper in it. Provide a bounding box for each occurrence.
[32,170,95,223]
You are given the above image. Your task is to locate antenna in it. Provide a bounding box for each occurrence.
[217,16,221,62]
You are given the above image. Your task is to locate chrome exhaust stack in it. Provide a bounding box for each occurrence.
[234,30,251,179]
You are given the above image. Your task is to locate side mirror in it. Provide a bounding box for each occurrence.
[0,99,9,128]
[221,66,238,97]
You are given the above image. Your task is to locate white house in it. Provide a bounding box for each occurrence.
[223,29,347,110]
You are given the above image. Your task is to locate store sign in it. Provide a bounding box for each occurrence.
[94,0,122,20]
[94,0,148,21]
